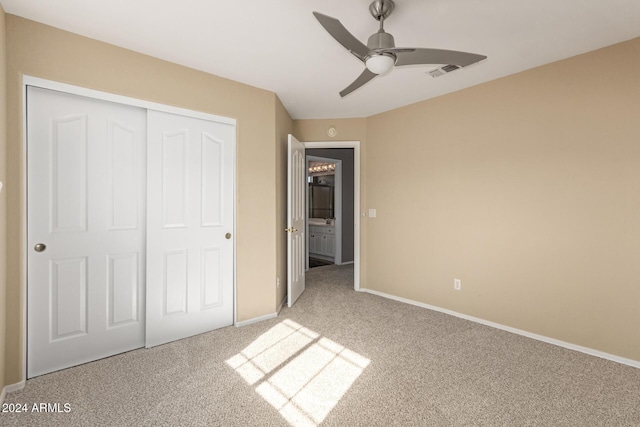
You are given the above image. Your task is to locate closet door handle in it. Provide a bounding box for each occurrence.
[34,243,47,252]
[225,233,232,240]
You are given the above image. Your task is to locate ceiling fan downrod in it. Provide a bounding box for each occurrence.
[367,0,396,51]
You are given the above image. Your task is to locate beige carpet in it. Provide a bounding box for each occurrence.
[2,264,639,426]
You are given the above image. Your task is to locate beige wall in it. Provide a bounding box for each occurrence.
[275,97,292,309]
[364,38,640,362]
[0,3,7,395]
[4,15,280,384]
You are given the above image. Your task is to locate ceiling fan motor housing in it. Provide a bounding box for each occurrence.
[367,30,395,51]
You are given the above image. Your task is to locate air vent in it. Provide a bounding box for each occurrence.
[427,64,461,78]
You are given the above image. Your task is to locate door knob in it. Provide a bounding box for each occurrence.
[34,243,47,252]
[225,233,232,240]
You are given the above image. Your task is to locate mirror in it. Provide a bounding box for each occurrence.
[309,173,335,219]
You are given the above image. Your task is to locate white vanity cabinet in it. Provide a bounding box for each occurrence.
[309,225,335,258]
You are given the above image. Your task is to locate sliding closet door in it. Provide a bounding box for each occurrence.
[27,87,147,377]
[145,110,235,347]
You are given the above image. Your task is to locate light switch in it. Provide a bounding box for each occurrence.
[368,208,376,218]
[0,181,3,193]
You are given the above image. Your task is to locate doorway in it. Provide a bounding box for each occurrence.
[306,155,342,269]
[304,142,361,291]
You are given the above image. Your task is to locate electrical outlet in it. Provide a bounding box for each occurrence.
[277,277,280,288]
[454,279,461,291]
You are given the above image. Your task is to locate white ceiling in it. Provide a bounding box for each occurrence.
[2,0,639,119]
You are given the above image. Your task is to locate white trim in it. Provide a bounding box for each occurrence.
[23,76,236,125]
[303,141,361,291]
[21,82,28,385]
[363,289,640,369]
[1,381,26,403]
[6,381,26,393]
[234,312,278,328]
[334,160,342,265]
[21,76,238,381]
[2,380,27,402]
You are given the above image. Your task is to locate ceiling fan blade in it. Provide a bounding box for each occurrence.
[313,12,370,61]
[339,69,378,97]
[392,48,487,67]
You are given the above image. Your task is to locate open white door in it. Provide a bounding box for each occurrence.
[146,110,235,347]
[287,134,306,307]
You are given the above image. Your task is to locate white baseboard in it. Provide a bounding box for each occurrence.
[363,288,640,369]
[6,381,26,393]
[235,312,278,328]
[337,260,354,266]
[1,380,26,403]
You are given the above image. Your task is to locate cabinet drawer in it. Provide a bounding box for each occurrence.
[309,225,334,234]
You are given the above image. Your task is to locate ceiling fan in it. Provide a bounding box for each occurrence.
[313,0,487,97]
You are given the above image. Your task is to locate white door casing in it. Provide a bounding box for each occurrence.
[302,141,361,291]
[145,110,235,348]
[287,134,306,307]
[27,87,147,377]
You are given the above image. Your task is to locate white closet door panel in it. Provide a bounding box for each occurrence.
[164,249,189,315]
[108,253,140,327]
[162,130,189,228]
[51,114,88,232]
[27,87,146,378]
[51,257,88,340]
[108,120,140,230]
[202,248,223,309]
[201,134,223,226]
[146,110,234,348]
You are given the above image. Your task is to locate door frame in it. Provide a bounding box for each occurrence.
[303,141,361,291]
[305,155,342,268]
[19,75,238,383]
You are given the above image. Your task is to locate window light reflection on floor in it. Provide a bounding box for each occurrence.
[226,319,370,427]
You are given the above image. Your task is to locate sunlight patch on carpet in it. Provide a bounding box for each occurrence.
[226,319,370,426]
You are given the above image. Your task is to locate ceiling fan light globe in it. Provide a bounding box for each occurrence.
[365,54,395,75]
